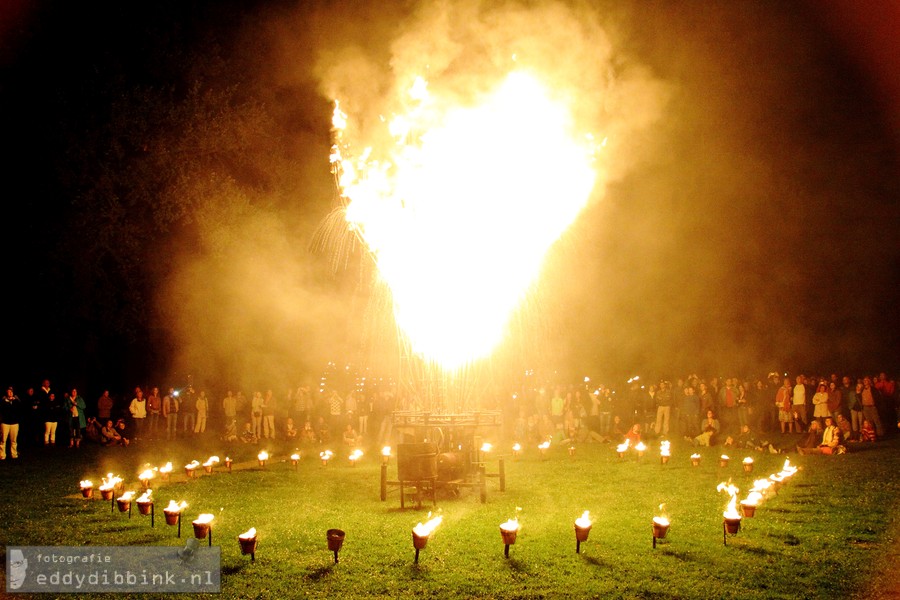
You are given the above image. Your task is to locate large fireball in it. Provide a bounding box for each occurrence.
[332,69,599,370]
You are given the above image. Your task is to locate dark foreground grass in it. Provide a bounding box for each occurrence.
[1,434,899,599]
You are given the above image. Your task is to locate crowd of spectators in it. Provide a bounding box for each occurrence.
[0,371,897,460]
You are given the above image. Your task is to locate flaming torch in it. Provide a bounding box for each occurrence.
[499,508,522,558]
[538,441,550,460]
[741,491,763,518]
[99,474,123,509]
[512,443,522,459]
[117,491,136,516]
[652,504,670,548]
[238,527,258,562]
[192,513,214,546]
[742,457,754,473]
[412,513,443,564]
[203,456,219,474]
[163,500,188,537]
[635,441,647,459]
[349,449,363,467]
[158,462,173,481]
[184,460,200,478]
[616,440,630,459]
[718,482,742,543]
[291,451,301,468]
[381,446,391,465]
[138,468,155,490]
[320,450,334,466]
[137,490,154,526]
[660,441,671,465]
[690,453,701,467]
[224,456,232,473]
[79,479,93,499]
[574,511,592,554]
[719,454,730,468]
[257,451,269,468]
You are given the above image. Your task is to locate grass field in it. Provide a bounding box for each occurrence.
[1,433,899,599]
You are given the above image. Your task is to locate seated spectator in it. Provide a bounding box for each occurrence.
[284,418,298,440]
[101,420,129,446]
[342,423,360,446]
[610,415,625,438]
[797,420,823,452]
[726,424,764,451]
[240,422,257,444]
[624,423,642,445]
[84,417,102,443]
[223,420,238,443]
[799,416,843,454]
[301,419,316,444]
[859,419,877,443]
[693,411,720,446]
[836,414,854,442]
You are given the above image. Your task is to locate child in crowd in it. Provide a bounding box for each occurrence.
[223,419,238,443]
[860,419,877,442]
[240,422,256,444]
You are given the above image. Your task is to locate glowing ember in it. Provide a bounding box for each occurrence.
[690,453,700,460]
[720,455,730,461]
[381,446,391,458]
[164,500,187,513]
[413,513,444,538]
[742,457,753,465]
[652,515,670,527]
[331,71,599,370]
[257,451,269,462]
[80,480,93,489]
[239,527,257,540]
[194,513,214,525]
[290,452,301,461]
[137,490,152,503]
[512,443,522,453]
[574,511,592,529]
[481,442,493,453]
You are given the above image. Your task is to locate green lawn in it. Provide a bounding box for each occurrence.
[2,434,898,599]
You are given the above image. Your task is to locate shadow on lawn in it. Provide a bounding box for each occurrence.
[305,564,335,581]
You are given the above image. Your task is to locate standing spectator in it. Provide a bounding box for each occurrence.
[848,382,864,436]
[812,383,830,427]
[698,382,715,416]
[222,391,237,431]
[163,388,179,440]
[654,381,672,436]
[22,388,38,447]
[344,390,358,432]
[358,392,371,437]
[328,390,343,439]
[66,388,86,449]
[97,390,114,422]
[262,390,276,440]
[827,381,843,424]
[1,386,22,459]
[293,385,309,427]
[42,391,62,445]
[181,387,196,434]
[146,387,161,438]
[718,379,738,435]
[776,377,794,433]
[860,377,884,438]
[195,391,209,434]
[250,392,263,441]
[792,375,808,430]
[129,388,147,441]
[681,385,700,437]
[736,382,750,430]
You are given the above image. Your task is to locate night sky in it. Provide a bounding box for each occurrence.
[1,0,897,397]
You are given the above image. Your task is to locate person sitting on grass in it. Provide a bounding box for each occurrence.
[797,420,823,453]
[836,414,854,442]
[101,419,128,446]
[624,423,642,445]
[284,417,298,440]
[240,422,257,444]
[693,410,720,446]
[301,419,316,444]
[799,416,842,454]
[859,419,877,443]
[342,423,360,446]
[223,419,238,443]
